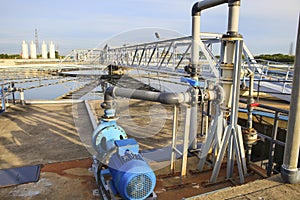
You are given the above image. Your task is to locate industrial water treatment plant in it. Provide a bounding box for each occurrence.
[0,0,300,199]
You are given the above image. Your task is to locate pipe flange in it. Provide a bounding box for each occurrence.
[221,33,243,41]
[187,87,197,104]
[220,63,234,69]
[198,88,204,104]
[242,128,258,146]
[214,85,225,105]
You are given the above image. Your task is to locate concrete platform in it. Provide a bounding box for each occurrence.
[187,175,300,200]
[0,101,299,200]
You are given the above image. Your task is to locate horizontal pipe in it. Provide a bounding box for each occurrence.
[239,99,289,114]
[104,86,191,105]
[25,99,83,104]
[192,0,228,16]
[257,133,285,147]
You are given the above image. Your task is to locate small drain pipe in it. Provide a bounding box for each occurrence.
[102,86,192,113]
[281,15,300,184]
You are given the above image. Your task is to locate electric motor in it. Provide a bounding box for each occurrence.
[108,139,156,200]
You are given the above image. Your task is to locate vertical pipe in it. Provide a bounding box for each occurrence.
[247,73,254,128]
[1,85,5,111]
[267,112,279,177]
[281,15,300,184]
[181,105,191,177]
[190,91,199,149]
[170,105,178,174]
[190,12,200,149]
[191,14,201,77]
[227,0,240,35]
[20,89,25,106]
[11,82,15,105]
[229,40,243,125]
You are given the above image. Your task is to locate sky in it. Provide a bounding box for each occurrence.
[0,0,299,56]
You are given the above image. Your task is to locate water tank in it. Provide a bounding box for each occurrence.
[41,41,48,59]
[49,41,55,59]
[21,41,29,59]
[30,41,37,59]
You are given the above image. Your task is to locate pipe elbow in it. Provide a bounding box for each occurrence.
[104,86,115,101]
[158,92,191,104]
[158,93,180,104]
[228,0,240,6]
[192,0,228,16]
[191,2,200,16]
[102,86,115,109]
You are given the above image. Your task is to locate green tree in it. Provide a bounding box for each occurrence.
[254,53,294,63]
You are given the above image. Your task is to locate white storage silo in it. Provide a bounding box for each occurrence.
[49,41,55,59]
[41,41,48,59]
[30,41,37,59]
[21,41,29,59]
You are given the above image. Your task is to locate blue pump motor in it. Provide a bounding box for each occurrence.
[108,138,156,200]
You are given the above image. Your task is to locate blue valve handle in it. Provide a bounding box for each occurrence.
[180,77,199,87]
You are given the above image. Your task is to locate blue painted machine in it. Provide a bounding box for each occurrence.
[91,109,156,200]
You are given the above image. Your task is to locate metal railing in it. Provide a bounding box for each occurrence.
[239,99,289,176]
[63,33,295,103]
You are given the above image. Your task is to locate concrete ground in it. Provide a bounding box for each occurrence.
[0,102,96,200]
[188,175,300,200]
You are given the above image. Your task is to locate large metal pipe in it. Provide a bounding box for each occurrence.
[191,0,228,70]
[190,0,228,149]
[281,15,300,184]
[192,0,228,16]
[227,0,240,35]
[103,86,191,108]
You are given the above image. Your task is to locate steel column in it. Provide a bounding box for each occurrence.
[281,15,300,184]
